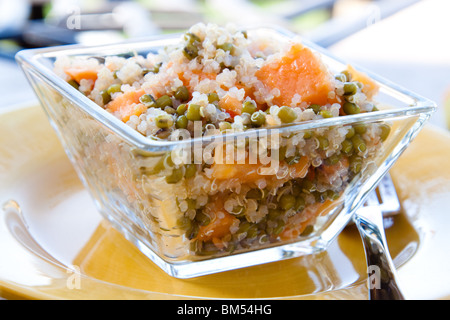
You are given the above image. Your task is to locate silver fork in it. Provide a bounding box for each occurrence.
[353,173,405,300]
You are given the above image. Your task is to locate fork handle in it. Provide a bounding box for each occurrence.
[354,207,405,300]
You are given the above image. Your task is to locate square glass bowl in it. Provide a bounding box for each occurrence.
[15,27,435,278]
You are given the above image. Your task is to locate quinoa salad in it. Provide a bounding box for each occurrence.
[55,23,391,258]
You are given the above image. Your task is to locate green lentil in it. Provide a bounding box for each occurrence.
[278,106,297,123]
[342,70,352,82]
[273,220,285,235]
[341,139,353,154]
[317,136,329,150]
[184,32,201,44]
[185,198,196,210]
[186,224,199,240]
[183,43,199,60]
[140,94,156,108]
[184,163,197,178]
[379,124,391,141]
[315,192,327,203]
[350,156,363,174]
[155,114,174,129]
[232,206,245,217]
[327,190,339,200]
[165,167,184,184]
[175,115,188,129]
[217,42,235,54]
[335,73,347,82]
[165,106,176,115]
[353,123,367,134]
[294,196,305,211]
[301,225,314,236]
[346,127,355,139]
[174,86,190,101]
[152,62,162,74]
[292,184,302,196]
[242,101,257,114]
[326,153,341,165]
[277,146,287,161]
[302,180,316,194]
[319,110,333,118]
[246,225,259,238]
[343,82,358,95]
[268,209,282,220]
[238,221,252,234]
[156,95,173,108]
[247,188,263,199]
[351,134,367,153]
[308,104,321,114]
[195,212,211,226]
[176,103,187,115]
[279,193,296,210]
[303,131,313,139]
[100,90,111,105]
[250,111,266,127]
[225,242,237,253]
[207,92,219,104]
[68,79,79,90]
[186,104,202,121]
[343,102,360,115]
[107,83,122,95]
[177,215,191,229]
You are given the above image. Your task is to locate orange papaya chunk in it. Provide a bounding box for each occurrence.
[218,94,242,117]
[106,89,146,122]
[65,67,98,84]
[255,43,335,106]
[279,199,337,240]
[197,199,239,242]
[346,65,379,99]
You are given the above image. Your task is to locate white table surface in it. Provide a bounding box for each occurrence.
[0,58,37,109]
[329,0,450,130]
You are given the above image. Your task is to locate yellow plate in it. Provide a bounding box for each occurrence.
[0,105,449,300]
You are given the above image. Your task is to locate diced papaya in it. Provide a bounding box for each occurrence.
[211,155,309,183]
[197,199,238,242]
[105,89,146,122]
[346,65,379,99]
[306,166,315,181]
[65,67,98,84]
[121,104,147,123]
[290,156,309,178]
[218,95,242,117]
[279,199,337,240]
[255,43,335,107]
[178,70,217,91]
[236,83,259,108]
[311,199,339,218]
[211,163,263,183]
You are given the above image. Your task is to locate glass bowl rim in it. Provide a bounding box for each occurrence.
[15,25,437,152]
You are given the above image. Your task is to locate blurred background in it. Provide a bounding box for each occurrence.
[1,0,449,129]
